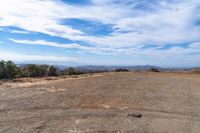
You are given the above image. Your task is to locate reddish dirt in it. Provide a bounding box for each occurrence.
[0,72,200,133]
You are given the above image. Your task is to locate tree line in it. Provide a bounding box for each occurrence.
[0,60,162,79]
[0,60,85,79]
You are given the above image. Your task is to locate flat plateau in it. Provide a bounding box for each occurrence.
[1,72,200,133]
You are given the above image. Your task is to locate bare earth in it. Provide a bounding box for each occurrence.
[0,72,200,133]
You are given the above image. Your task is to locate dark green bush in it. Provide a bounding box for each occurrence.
[48,66,57,76]
[148,68,160,72]
[0,60,17,79]
[61,67,84,76]
[115,68,129,72]
[0,60,84,79]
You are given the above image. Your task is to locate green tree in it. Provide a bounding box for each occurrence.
[48,66,57,76]
[39,65,49,76]
[0,60,17,79]
[61,67,83,76]
[5,60,17,79]
[0,60,6,79]
[15,67,23,78]
[23,64,40,77]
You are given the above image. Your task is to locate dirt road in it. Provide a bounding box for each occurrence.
[0,72,200,133]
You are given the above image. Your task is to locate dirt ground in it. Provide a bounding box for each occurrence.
[0,72,200,133]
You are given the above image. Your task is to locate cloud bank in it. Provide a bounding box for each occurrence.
[0,0,200,66]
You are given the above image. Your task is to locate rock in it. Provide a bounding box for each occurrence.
[128,113,142,118]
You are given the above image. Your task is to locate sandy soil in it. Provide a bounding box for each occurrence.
[0,72,200,133]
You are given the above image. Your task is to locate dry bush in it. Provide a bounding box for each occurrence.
[191,68,200,73]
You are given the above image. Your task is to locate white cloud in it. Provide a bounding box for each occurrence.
[189,42,200,49]
[0,0,83,38]
[0,0,200,46]
[10,30,30,34]
[0,51,78,62]
[0,0,200,57]
[9,38,129,55]
[9,38,200,58]
[9,38,96,51]
[4,38,200,66]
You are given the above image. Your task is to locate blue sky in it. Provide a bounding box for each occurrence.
[0,0,200,67]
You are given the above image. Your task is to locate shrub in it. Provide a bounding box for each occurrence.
[191,68,200,73]
[115,68,129,72]
[148,68,160,72]
[0,60,6,79]
[20,64,50,77]
[48,66,57,76]
[39,65,49,76]
[0,60,17,79]
[22,64,40,77]
[61,67,84,76]
[0,60,83,79]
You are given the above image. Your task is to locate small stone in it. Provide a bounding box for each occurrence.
[128,113,142,118]
[102,104,110,109]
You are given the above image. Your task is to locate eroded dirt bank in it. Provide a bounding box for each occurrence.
[1,72,200,133]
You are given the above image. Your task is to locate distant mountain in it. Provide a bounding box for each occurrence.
[16,61,86,68]
[16,62,199,73]
[76,65,200,72]
[76,65,163,72]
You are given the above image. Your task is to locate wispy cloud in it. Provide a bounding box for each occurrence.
[9,38,96,51]
[9,38,128,55]
[1,0,200,48]
[0,51,78,62]
[9,38,200,58]
[1,0,200,66]
[10,30,29,34]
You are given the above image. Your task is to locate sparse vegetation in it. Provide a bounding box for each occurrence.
[191,68,200,73]
[0,60,17,79]
[148,68,160,72]
[48,66,58,76]
[0,60,85,79]
[61,67,84,76]
[18,64,49,77]
[115,68,129,72]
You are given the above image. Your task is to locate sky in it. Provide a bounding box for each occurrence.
[0,0,200,67]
